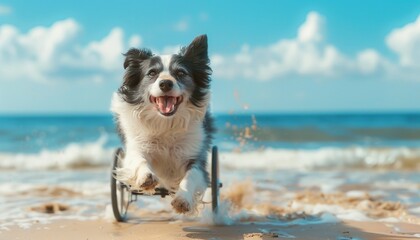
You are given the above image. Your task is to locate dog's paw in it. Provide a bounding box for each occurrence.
[114,167,158,193]
[130,171,158,195]
[171,196,191,214]
[139,173,158,191]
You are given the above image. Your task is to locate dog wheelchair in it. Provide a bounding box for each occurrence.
[110,146,221,222]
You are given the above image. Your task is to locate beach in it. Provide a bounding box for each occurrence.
[1,164,419,239]
[1,169,420,240]
[0,114,419,239]
[1,168,419,240]
[2,218,420,239]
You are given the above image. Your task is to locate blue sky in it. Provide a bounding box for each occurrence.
[1,0,420,114]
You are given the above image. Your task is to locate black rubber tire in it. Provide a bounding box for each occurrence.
[111,148,129,222]
[211,146,220,213]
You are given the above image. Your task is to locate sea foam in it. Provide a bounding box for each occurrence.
[0,136,419,170]
[0,136,113,170]
[221,147,420,170]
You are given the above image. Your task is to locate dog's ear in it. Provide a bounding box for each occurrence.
[122,48,152,88]
[123,48,152,69]
[181,34,208,61]
[180,35,212,108]
[179,34,211,86]
[119,48,152,103]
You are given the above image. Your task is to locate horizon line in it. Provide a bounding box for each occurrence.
[1,110,420,117]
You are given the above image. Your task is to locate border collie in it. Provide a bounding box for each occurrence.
[110,35,215,214]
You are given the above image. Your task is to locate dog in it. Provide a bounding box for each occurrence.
[110,35,215,214]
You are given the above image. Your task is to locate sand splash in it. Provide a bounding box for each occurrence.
[200,181,420,226]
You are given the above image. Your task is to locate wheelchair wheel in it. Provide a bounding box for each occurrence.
[211,146,220,213]
[111,148,130,222]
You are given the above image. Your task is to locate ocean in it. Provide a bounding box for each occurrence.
[0,113,419,230]
[1,113,419,169]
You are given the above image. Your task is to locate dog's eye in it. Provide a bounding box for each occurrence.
[147,70,157,77]
[176,70,187,77]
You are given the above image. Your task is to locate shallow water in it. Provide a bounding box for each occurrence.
[1,166,419,230]
[0,113,419,229]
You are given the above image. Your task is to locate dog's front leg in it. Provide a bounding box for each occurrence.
[114,148,158,194]
[171,165,208,214]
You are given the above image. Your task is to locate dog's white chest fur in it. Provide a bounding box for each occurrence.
[111,93,205,190]
[140,124,204,189]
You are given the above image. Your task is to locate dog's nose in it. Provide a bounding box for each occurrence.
[159,80,174,92]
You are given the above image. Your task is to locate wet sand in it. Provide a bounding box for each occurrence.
[2,178,420,240]
[1,218,419,240]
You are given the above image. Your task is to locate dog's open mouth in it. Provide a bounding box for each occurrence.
[150,96,183,116]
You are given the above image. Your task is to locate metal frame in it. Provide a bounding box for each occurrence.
[110,146,221,222]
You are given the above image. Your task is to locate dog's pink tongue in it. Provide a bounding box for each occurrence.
[157,96,176,114]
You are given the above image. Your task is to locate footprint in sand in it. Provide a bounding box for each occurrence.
[30,203,69,214]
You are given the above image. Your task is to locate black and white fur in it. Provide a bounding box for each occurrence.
[110,35,215,214]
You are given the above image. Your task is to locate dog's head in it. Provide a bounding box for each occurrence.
[119,35,211,118]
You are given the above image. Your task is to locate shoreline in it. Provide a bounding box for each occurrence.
[1,219,419,240]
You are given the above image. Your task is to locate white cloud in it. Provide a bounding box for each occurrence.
[128,35,142,48]
[2,13,420,84]
[386,15,420,68]
[174,19,189,32]
[0,5,12,15]
[356,49,384,75]
[0,19,80,82]
[211,12,420,81]
[298,11,325,43]
[69,27,125,71]
[174,14,209,31]
[211,12,355,81]
[0,19,141,82]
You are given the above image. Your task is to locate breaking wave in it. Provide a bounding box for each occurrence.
[0,137,419,171]
[0,136,114,170]
[221,147,420,170]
